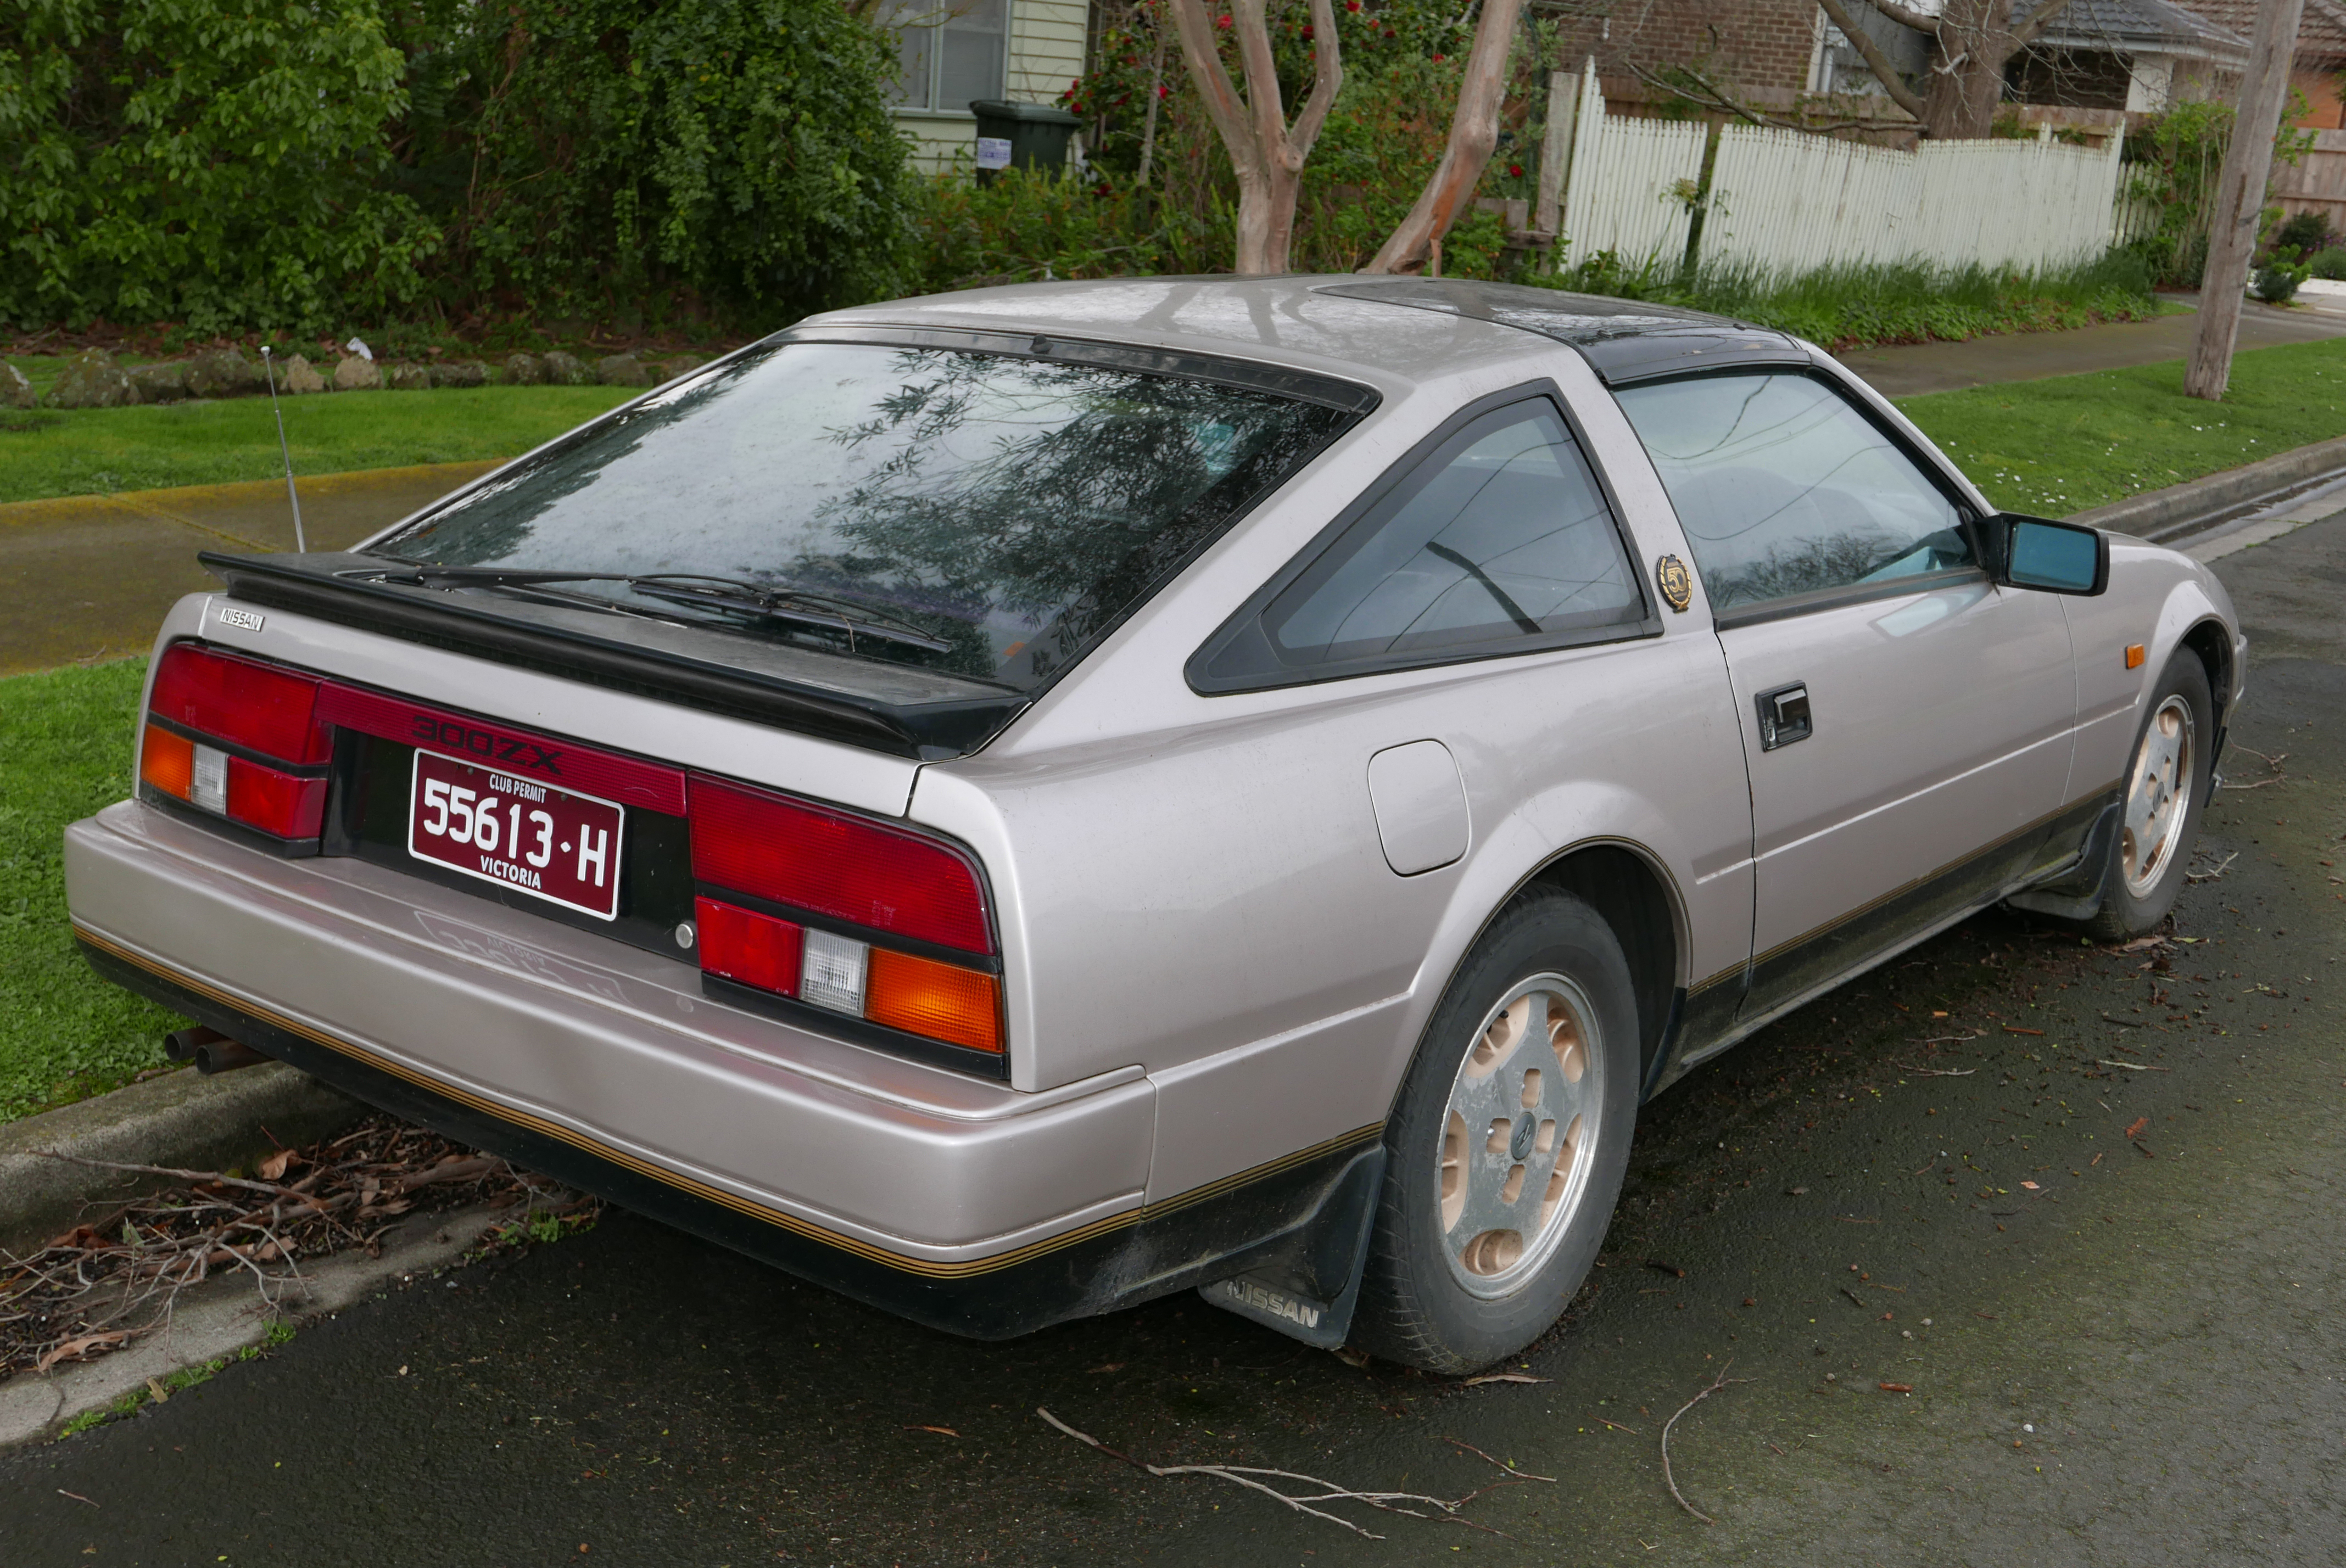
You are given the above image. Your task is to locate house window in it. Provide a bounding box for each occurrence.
[884,0,1008,114]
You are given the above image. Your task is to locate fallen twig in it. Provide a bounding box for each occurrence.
[2187,852,2239,883]
[1037,1408,1511,1540]
[1896,1062,1976,1077]
[1444,1437,1557,1481]
[2099,1013,2147,1029]
[1660,1364,1750,1526]
[3,1117,594,1380]
[2098,1060,2171,1073]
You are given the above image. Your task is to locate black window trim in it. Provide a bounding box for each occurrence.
[1187,379,1663,696]
[1607,362,1992,633]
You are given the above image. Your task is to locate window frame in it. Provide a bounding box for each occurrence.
[1607,364,1989,633]
[884,0,1012,118]
[1187,380,1662,696]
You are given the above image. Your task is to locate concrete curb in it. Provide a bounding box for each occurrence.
[2068,433,2346,539]
[0,1063,365,1256]
[0,1198,513,1449]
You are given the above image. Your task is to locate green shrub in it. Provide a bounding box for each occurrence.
[2309,247,2346,281]
[388,0,915,331]
[2273,210,2333,257]
[0,0,437,333]
[2254,263,2305,304]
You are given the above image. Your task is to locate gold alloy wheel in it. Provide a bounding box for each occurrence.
[2122,694,2195,899]
[1436,973,1605,1298]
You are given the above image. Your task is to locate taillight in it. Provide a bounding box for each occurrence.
[141,642,331,843]
[688,777,1003,1060]
[688,777,991,953]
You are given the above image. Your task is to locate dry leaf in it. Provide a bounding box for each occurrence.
[2019,1181,2041,1190]
[1878,1382,1914,1394]
[1086,1363,1126,1374]
[35,1331,129,1373]
[2125,1116,2149,1140]
[1331,1346,1371,1369]
[257,1147,300,1182]
[146,1376,171,1404]
[905,1425,960,1437]
[1461,1372,1551,1387]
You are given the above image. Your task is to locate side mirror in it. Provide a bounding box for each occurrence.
[1983,513,2108,596]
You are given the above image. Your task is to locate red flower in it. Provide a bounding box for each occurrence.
[1432,52,1445,61]
[1301,23,1312,35]
[1345,0,1359,8]
[1509,163,1523,177]
[1158,83,1170,97]
[1216,12,1231,26]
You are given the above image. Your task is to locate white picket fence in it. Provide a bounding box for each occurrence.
[1557,60,2129,279]
[1558,75,1708,272]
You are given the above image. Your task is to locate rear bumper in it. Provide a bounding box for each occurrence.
[66,802,1375,1335]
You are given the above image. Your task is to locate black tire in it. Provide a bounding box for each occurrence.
[1349,887,1639,1374]
[2080,651,2215,942]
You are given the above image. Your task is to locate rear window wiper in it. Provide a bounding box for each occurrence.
[360,565,953,654]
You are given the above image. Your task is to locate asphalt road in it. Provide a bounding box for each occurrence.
[5,516,2343,1567]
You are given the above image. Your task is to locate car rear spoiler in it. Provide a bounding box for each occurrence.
[199,552,1028,760]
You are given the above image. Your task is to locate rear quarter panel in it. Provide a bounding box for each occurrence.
[911,344,1755,1199]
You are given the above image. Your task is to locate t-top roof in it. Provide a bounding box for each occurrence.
[1316,277,1812,386]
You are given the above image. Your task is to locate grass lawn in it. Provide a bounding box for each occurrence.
[1897,334,2346,516]
[0,659,186,1123]
[0,377,636,505]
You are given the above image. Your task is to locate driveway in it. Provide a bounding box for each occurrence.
[3,517,2342,1566]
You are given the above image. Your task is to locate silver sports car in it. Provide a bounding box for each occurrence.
[66,278,2242,1371]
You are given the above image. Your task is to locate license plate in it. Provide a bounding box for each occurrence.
[407,748,624,921]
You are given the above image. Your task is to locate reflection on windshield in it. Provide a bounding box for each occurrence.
[373,343,1351,688]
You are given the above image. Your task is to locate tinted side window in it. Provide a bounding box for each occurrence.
[1612,372,1971,612]
[1209,400,1643,682]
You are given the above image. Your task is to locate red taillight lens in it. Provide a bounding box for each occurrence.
[688,777,993,954]
[226,755,328,838]
[695,897,804,995]
[149,643,331,765]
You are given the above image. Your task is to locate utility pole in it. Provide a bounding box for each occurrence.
[2186,0,2305,401]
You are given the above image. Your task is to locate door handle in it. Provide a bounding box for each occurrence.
[1755,682,1812,751]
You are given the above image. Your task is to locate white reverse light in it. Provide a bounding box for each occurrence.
[191,743,230,814]
[800,928,869,1015]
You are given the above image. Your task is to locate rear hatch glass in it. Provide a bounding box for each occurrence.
[368,339,1360,697]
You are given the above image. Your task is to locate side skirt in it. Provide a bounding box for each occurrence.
[78,936,1383,1341]
[1646,789,2118,1094]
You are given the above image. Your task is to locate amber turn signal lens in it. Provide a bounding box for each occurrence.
[141,725,194,800]
[2125,642,2146,670]
[865,948,1003,1054]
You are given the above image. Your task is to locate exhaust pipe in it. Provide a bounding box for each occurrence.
[163,1026,266,1076]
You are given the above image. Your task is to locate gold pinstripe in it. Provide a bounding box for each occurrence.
[73,922,1384,1280]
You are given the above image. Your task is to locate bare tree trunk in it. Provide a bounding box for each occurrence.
[1362,0,1525,273]
[2188,0,2306,401]
[1136,26,1167,187]
[1165,0,1343,273]
[1817,0,2077,139]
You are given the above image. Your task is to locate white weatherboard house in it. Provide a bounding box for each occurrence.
[881,0,1091,171]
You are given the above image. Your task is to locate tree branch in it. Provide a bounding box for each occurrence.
[1363,0,1526,273]
[1165,0,1263,181]
[1232,0,1289,166]
[2007,0,2080,51]
[1815,0,1932,123]
[1866,0,1943,32]
[1282,0,1345,168]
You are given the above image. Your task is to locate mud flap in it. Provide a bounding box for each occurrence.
[1197,1142,1385,1349]
[2006,800,2121,922]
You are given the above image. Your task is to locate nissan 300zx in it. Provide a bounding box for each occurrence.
[65,278,2242,1371]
